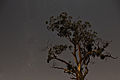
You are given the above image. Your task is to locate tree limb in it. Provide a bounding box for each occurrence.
[70,77,76,80]
[67,35,74,45]
[52,66,76,77]
[78,44,82,63]
[77,44,82,73]
[82,50,96,61]
[104,54,118,59]
[55,57,71,65]
[72,45,79,66]
[83,66,88,78]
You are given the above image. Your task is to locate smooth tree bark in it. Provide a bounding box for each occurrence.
[46,12,116,80]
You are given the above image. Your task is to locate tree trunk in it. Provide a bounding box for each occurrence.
[76,74,84,80]
[76,77,84,80]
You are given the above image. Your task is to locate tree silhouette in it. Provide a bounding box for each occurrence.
[45,12,116,80]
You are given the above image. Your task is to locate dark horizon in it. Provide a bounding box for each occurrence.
[0,0,120,80]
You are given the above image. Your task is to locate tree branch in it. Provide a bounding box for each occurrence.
[82,50,96,61]
[78,44,82,63]
[67,35,79,66]
[72,45,79,65]
[104,54,118,59]
[55,57,70,65]
[70,77,76,80]
[52,66,65,70]
[83,66,88,78]
[77,44,82,72]
[67,35,74,45]
[52,66,76,77]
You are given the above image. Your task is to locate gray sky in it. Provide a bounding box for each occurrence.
[0,0,120,80]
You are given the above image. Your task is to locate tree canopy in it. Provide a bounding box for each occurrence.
[45,12,116,80]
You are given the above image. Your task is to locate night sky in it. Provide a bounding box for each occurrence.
[0,0,120,80]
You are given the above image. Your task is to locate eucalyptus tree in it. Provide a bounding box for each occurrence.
[46,12,116,80]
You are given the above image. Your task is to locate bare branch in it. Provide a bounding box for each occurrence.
[70,77,76,80]
[52,66,65,70]
[54,56,77,74]
[83,66,88,78]
[72,45,79,65]
[53,66,76,77]
[55,57,71,65]
[78,44,82,64]
[67,35,74,45]
[82,50,99,61]
[104,54,118,59]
